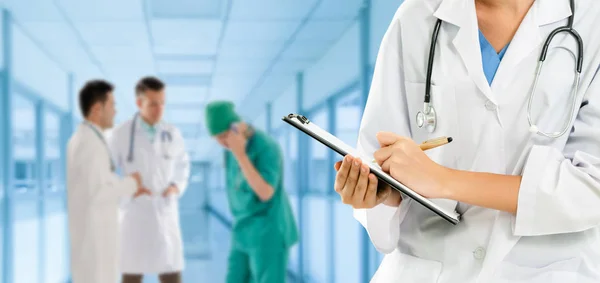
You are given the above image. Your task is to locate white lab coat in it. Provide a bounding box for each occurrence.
[108,117,190,274]
[356,0,600,282]
[67,123,138,283]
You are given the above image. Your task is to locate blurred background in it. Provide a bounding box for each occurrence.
[0,0,403,282]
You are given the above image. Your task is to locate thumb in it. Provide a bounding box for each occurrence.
[376,132,402,147]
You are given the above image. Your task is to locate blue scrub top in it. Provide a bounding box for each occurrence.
[479,30,509,85]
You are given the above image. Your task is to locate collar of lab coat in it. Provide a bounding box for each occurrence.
[135,115,166,134]
[134,115,168,147]
[431,0,572,104]
[83,120,105,136]
[433,0,572,28]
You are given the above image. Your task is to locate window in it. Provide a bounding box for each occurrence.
[14,161,29,181]
[12,94,37,191]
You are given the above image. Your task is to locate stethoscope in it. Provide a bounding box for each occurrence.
[417,0,583,138]
[83,121,116,172]
[127,113,172,162]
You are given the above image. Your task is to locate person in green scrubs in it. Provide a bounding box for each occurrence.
[205,101,299,283]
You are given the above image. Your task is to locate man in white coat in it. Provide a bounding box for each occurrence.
[108,76,190,283]
[67,80,151,283]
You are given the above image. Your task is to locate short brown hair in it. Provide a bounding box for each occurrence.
[135,76,165,96]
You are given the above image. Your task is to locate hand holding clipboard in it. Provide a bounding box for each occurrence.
[283,114,461,224]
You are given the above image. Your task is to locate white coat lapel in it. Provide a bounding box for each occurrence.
[153,122,166,153]
[491,0,571,90]
[489,7,541,90]
[477,3,573,277]
[434,0,496,104]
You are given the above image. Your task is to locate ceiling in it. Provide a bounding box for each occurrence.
[1,0,365,159]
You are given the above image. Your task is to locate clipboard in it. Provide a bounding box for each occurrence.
[282,113,461,225]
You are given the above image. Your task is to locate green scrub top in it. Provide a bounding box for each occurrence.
[225,129,299,252]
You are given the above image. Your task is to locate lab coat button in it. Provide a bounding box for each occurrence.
[473,247,486,260]
[485,100,497,111]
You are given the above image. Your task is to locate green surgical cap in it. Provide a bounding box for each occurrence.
[205,100,241,136]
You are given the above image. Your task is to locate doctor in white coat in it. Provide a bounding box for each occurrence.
[67,80,150,283]
[334,0,600,282]
[108,77,190,283]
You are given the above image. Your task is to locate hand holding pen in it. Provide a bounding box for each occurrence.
[372,136,453,163]
[373,133,453,199]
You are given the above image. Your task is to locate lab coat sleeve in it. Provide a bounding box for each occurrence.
[514,75,600,236]
[170,128,190,196]
[84,140,138,205]
[352,13,412,254]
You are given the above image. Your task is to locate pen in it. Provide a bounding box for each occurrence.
[372,136,453,163]
[419,136,453,151]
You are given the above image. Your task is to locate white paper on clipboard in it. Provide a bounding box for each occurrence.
[282,113,461,225]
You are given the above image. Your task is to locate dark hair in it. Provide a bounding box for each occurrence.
[135,76,165,96]
[79,80,114,118]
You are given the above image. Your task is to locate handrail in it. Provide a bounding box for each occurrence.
[204,204,233,229]
[204,204,301,283]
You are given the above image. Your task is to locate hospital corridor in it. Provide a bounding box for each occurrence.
[0,0,403,282]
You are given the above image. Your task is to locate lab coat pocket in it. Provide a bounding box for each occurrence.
[492,257,581,283]
[159,195,178,214]
[371,249,442,283]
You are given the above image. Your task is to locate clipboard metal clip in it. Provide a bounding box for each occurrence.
[288,114,310,124]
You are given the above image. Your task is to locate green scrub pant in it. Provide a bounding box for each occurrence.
[226,246,289,283]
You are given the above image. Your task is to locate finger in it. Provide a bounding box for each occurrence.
[381,158,392,173]
[342,158,361,202]
[334,156,353,194]
[363,174,379,207]
[373,146,394,165]
[352,164,370,204]
[376,132,404,147]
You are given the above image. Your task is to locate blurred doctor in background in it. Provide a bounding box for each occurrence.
[205,101,298,283]
[108,77,190,283]
[67,80,150,283]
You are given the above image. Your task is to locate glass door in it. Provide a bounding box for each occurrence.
[43,110,68,283]
[11,93,40,283]
[333,91,363,283]
[180,161,211,281]
[303,107,330,282]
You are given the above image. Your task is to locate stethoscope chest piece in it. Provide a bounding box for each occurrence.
[417,106,437,133]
